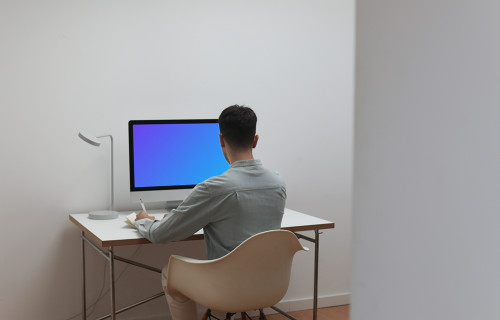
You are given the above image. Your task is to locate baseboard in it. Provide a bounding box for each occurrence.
[122,293,351,320]
[257,293,351,317]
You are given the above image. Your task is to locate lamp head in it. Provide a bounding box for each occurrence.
[78,131,101,146]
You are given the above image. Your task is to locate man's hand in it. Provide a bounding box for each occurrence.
[135,211,155,221]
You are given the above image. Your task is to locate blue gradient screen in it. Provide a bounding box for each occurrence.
[129,120,229,190]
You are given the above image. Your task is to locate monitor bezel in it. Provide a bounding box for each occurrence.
[128,119,220,192]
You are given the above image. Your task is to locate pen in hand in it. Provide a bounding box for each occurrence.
[135,199,154,221]
[139,198,169,220]
[140,198,147,213]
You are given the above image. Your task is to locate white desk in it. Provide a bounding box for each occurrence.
[70,208,334,320]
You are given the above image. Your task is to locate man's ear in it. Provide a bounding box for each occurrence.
[219,134,226,148]
[252,135,259,148]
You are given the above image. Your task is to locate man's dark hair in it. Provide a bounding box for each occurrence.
[218,105,257,150]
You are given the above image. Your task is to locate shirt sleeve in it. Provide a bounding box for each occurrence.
[134,182,216,243]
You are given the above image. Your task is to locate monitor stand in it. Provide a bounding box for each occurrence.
[166,200,183,211]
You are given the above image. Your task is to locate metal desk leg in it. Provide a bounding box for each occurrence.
[291,230,322,320]
[109,247,116,320]
[313,230,319,320]
[81,231,87,320]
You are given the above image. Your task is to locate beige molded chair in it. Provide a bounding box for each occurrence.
[166,230,309,320]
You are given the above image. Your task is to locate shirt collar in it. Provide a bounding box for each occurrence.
[230,159,262,168]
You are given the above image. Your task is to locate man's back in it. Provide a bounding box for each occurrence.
[197,159,286,259]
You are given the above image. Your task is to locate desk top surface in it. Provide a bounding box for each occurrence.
[69,208,335,247]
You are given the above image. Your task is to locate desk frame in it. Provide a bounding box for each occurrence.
[71,211,334,320]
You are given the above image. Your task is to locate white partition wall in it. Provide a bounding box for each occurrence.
[0,1,354,319]
[353,1,500,319]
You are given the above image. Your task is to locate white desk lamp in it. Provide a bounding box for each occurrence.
[78,131,119,220]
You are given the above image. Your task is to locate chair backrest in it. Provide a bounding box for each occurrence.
[166,230,308,313]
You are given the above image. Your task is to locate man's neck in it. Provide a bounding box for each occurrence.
[227,151,254,164]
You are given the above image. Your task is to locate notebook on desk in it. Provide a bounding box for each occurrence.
[125,212,138,228]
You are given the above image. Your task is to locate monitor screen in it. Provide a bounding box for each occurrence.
[129,120,229,195]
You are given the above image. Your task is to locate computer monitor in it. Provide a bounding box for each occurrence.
[128,119,229,205]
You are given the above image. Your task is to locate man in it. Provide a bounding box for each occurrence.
[135,105,286,320]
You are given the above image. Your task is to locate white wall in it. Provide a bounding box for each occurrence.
[0,1,354,319]
[353,1,500,319]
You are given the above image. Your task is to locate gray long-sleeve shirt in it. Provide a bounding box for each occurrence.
[135,159,286,259]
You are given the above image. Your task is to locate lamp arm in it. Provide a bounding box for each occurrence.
[97,135,114,210]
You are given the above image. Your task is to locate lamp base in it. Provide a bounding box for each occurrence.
[88,210,119,220]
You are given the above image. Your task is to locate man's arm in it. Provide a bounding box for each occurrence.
[133,183,216,243]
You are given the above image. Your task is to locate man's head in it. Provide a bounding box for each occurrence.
[218,105,258,152]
